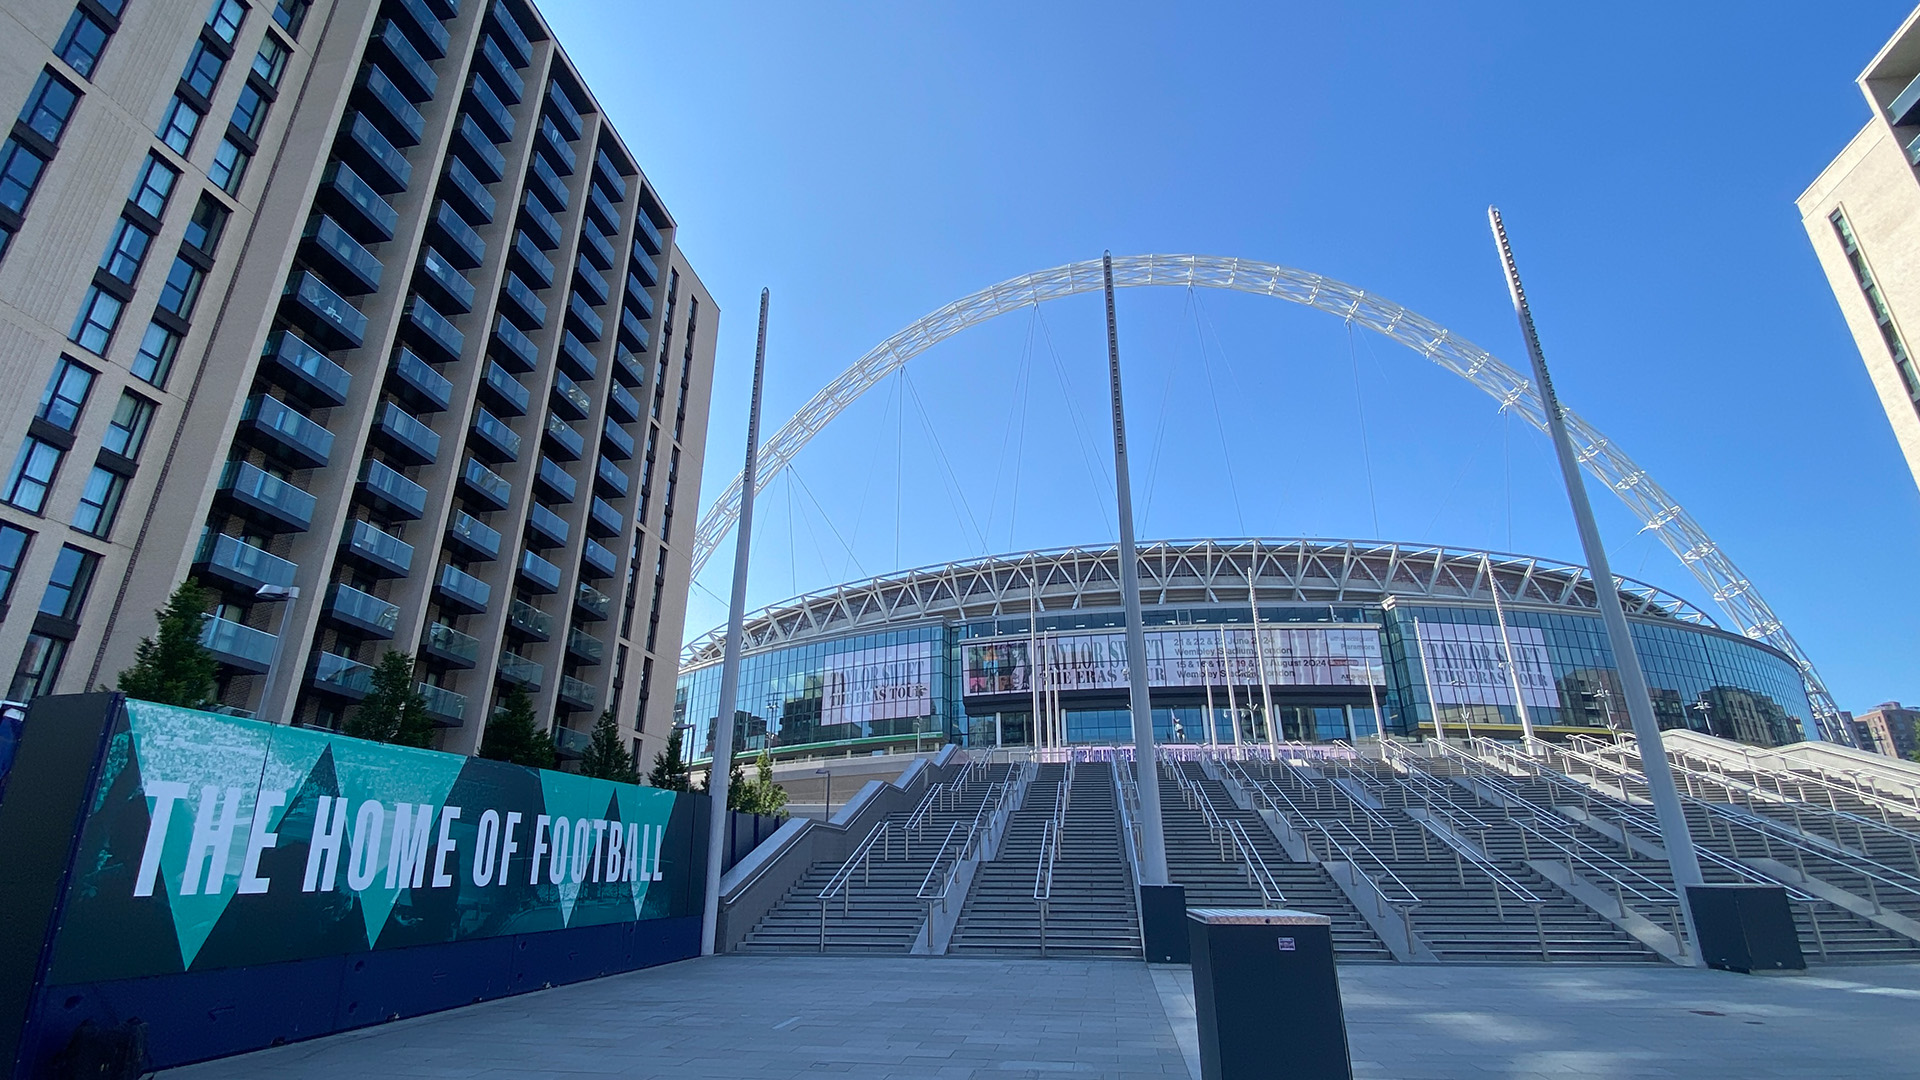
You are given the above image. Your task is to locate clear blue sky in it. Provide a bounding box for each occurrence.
[542,0,1920,714]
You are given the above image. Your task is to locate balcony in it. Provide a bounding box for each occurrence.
[200,615,275,673]
[499,271,547,329]
[301,215,383,295]
[587,495,622,537]
[553,723,590,758]
[537,116,576,172]
[528,151,567,211]
[543,414,583,461]
[579,226,615,271]
[573,256,608,306]
[507,599,552,640]
[593,457,629,499]
[567,627,605,665]
[619,308,649,353]
[550,371,590,420]
[417,683,466,726]
[353,64,424,147]
[339,113,411,194]
[342,517,413,577]
[469,406,521,463]
[557,675,596,712]
[436,563,491,613]
[281,271,367,349]
[594,148,627,200]
[497,650,542,690]
[567,292,604,342]
[217,460,315,532]
[452,114,504,183]
[489,315,536,372]
[635,211,663,256]
[429,201,484,268]
[466,72,514,142]
[557,332,597,381]
[511,230,554,287]
[601,419,634,460]
[575,581,610,621]
[613,349,645,387]
[371,20,437,101]
[446,509,500,560]
[388,346,451,412]
[519,192,560,248]
[630,242,658,287]
[388,0,449,58]
[525,501,568,546]
[318,162,396,242]
[441,156,496,224]
[421,621,480,668]
[359,459,428,520]
[625,277,655,319]
[480,360,529,416]
[545,80,583,140]
[404,295,464,361]
[240,394,334,469]
[535,456,576,502]
[415,247,475,314]
[519,550,561,593]
[461,456,510,510]
[194,531,297,594]
[375,401,439,465]
[586,185,619,234]
[325,582,400,639]
[310,651,373,700]
[581,538,616,579]
[488,0,531,67]
[1890,70,1920,127]
[607,381,639,422]
[477,35,523,103]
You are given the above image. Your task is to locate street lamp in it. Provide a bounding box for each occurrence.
[1690,700,1715,738]
[814,767,832,821]
[254,583,299,722]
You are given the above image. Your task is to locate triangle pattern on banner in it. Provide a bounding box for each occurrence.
[325,737,466,946]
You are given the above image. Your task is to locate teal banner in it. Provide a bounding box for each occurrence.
[46,701,699,985]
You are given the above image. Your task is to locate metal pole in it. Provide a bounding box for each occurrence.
[1029,558,1041,749]
[701,288,771,957]
[1485,552,1536,745]
[1413,618,1449,742]
[1487,208,1705,954]
[1103,252,1170,884]
[1204,642,1217,748]
[1247,562,1277,749]
[1222,628,1241,747]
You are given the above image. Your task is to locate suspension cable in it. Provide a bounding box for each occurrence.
[1347,320,1383,539]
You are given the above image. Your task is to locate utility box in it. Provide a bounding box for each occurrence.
[1686,884,1805,973]
[1187,909,1352,1080]
[1141,884,1188,963]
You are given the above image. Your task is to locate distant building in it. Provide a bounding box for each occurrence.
[1798,6,1920,494]
[1854,701,1920,759]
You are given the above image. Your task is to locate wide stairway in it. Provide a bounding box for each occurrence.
[948,761,1142,958]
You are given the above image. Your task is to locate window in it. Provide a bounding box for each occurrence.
[98,218,153,284]
[37,357,95,431]
[70,466,126,537]
[0,224,11,261]
[208,138,248,194]
[130,321,180,387]
[0,141,43,214]
[155,256,204,318]
[102,391,155,458]
[158,97,201,154]
[182,42,225,98]
[55,10,111,78]
[252,34,288,88]
[0,524,29,613]
[182,194,228,254]
[230,84,267,140]
[206,0,246,42]
[39,544,99,620]
[271,0,309,37]
[4,438,63,513]
[20,70,81,146]
[128,153,178,217]
[10,634,69,701]
[69,286,123,353]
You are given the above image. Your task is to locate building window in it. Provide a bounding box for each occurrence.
[0,524,31,615]
[70,466,126,537]
[55,10,112,78]
[3,439,63,513]
[272,0,310,37]
[252,34,288,88]
[20,70,81,146]
[182,194,228,255]
[99,217,154,285]
[207,0,247,42]
[155,256,205,319]
[0,140,48,215]
[182,41,225,98]
[69,286,123,353]
[37,356,95,431]
[130,321,180,388]
[10,633,69,701]
[230,84,267,141]
[208,138,249,194]
[129,153,178,217]
[102,391,155,458]
[1830,208,1920,408]
[158,97,201,154]
[39,544,99,620]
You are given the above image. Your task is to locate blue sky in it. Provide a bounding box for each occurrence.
[542,1,1920,713]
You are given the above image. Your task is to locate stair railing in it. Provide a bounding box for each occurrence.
[1629,745,1920,860]
[816,820,899,952]
[917,778,1018,938]
[1309,817,1422,955]
[1034,764,1073,955]
[1114,757,1145,886]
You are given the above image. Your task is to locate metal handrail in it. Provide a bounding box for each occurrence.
[1223,818,1287,907]
[1034,760,1074,954]
[1647,747,1920,853]
[816,820,899,951]
[1309,818,1423,955]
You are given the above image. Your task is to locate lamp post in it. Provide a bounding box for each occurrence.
[814,767,832,821]
[255,583,299,722]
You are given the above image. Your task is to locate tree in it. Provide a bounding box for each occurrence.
[648,726,690,791]
[345,651,433,747]
[739,749,789,818]
[579,708,639,782]
[116,580,218,709]
[480,685,556,769]
[695,756,746,810]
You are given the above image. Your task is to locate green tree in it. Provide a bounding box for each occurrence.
[579,708,639,782]
[695,756,747,810]
[648,726,690,791]
[739,749,789,818]
[345,651,433,747]
[116,580,218,709]
[480,685,557,769]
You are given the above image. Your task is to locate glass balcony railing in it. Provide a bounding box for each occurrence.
[558,332,597,381]
[594,457,629,499]
[446,509,500,560]
[567,627,605,665]
[586,185,619,233]
[389,345,452,412]
[529,152,567,211]
[625,277,655,319]
[218,460,316,531]
[496,650,542,690]
[613,349,645,387]
[430,201,484,268]
[343,517,413,576]
[581,538,616,579]
[573,255,608,306]
[481,360,529,415]
[466,72,514,142]
[417,682,466,725]
[469,406,521,463]
[436,563,491,613]
[519,193,559,248]
[302,214,383,294]
[354,64,424,146]
[508,598,552,640]
[241,394,334,469]
[554,723,591,757]
[519,550,561,593]
[525,502,568,547]
[417,247,476,315]
[421,621,480,668]
[376,401,440,465]
[543,414,583,460]
[390,0,450,58]
[319,162,397,242]
[635,211,663,255]
[194,530,297,593]
[550,371,590,419]
[512,230,554,287]
[619,308,650,353]
[607,381,639,422]
[558,675,596,711]
[1889,69,1920,128]
[341,112,411,194]
[594,148,628,200]
[629,243,658,287]
[575,581,611,620]
[310,651,373,699]
[478,35,524,103]
[545,79,583,140]
[500,271,547,329]
[579,226,615,271]
[488,0,532,68]
[373,19,437,101]
[441,156,496,224]
[405,295,464,361]
[200,615,276,673]
[453,114,505,183]
[587,496,621,537]
[461,456,510,510]
[325,582,400,638]
[601,419,634,460]
[538,116,577,172]
[283,271,368,349]
[567,292,604,342]
[536,456,576,502]
[359,458,428,520]
[490,315,536,372]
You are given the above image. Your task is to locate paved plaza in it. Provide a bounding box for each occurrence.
[161,956,1920,1079]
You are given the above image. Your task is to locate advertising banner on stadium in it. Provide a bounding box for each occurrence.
[1414,621,1561,709]
[820,641,933,725]
[963,626,1382,696]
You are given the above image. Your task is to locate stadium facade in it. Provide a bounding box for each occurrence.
[675,539,1817,764]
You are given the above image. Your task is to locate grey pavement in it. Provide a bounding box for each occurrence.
[159,956,1920,1079]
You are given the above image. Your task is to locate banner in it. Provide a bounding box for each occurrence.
[1414,621,1561,709]
[43,700,699,986]
[820,641,933,725]
[963,626,1382,696]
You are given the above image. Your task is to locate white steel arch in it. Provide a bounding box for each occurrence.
[688,254,1839,728]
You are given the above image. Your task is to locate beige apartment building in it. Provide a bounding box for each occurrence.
[1799,6,1920,493]
[0,0,716,765]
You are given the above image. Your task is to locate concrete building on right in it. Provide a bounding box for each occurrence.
[1799,6,1920,493]
[1853,700,1920,759]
